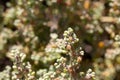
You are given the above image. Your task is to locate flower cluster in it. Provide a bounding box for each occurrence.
[85,69,95,79]
[1,0,120,80]
[11,49,35,80]
[0,66,11,80]
[38,28,95,80]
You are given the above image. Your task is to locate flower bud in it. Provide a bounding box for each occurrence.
[66,44,71,50]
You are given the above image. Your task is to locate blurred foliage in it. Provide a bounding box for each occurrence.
[0,0,120,80]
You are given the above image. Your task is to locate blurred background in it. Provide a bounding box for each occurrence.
[0,0,120,80]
